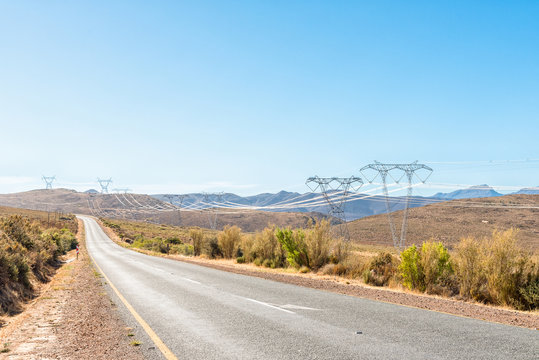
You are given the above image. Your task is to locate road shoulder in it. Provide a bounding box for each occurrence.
[0,219,145,359]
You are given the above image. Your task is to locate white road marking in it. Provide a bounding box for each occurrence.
[181,277,202,285]
[242,297,295,314]
[280,304,321,311]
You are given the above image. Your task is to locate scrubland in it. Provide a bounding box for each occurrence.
[0,209,78,317]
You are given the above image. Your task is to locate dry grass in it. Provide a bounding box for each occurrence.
[347,194,539,251]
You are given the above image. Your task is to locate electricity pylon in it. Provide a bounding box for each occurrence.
[306,176,363,241]
[360,161,432,250]
[97,178,113,194]
[164,194,186,226]
[202,192,223,230]
[42,176,56,190]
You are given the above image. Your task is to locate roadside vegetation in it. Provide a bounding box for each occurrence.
[0,211,78,316]
[101,218,539,311]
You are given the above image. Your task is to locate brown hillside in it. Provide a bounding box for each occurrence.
[0,189,329,232]
[348,194,539,251]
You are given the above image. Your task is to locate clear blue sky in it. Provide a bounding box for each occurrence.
[0,1,537,195]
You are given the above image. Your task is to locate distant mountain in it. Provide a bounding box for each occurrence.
[433,184,502,200]
[512,186,539,195]
[153,191,437,221]
[84,189,99,194]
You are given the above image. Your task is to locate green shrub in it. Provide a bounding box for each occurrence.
[218,225,242,259]
[176,244,194,256]
[0,233,31,288]
[399,245,424,291]
[275,228,309,269]
[399,241,454,293]
[166,237,182,245]
[44,228,78,258]
[236,256,246,264]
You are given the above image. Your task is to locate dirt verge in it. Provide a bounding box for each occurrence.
[0,219,144,359]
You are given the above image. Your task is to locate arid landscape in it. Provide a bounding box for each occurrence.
[2,1,539,358]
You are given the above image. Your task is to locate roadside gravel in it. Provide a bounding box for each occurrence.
[0,220,144,359]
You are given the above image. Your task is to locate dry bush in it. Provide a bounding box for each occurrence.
[363,252,398,287]
[340,255,367,279]
[420,241,454,295]
[454,236,488,301]
[247,226,286,268]
[483,229,531,307]
[454,229,536,308]
[218,225,242,259]
[304,220,333,271]
[239,234,255,262]
[189,228,204,256]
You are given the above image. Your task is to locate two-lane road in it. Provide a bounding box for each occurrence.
[81,216,538,359]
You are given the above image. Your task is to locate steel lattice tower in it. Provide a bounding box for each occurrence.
[97,178,113,194]
[42,176,56,190]
[202,192,223,230]
[165,194,186,226]
[360,161,432,250]
[306,176,363,241]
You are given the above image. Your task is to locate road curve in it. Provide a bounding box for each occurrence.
[80,216,538,360]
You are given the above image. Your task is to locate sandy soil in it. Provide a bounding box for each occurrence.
[0,220,144,359]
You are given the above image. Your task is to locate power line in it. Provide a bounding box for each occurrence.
[361,161,433,250]
[305,176,363,241]
[97,178,113,194]
[42,175,56,190]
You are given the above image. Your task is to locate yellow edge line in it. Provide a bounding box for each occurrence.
[89,248,178,360]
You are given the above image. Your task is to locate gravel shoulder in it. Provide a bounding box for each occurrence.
[98,220,539,330]
[0,219,145,359]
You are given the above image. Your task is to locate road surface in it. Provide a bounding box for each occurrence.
[81,216,538,360]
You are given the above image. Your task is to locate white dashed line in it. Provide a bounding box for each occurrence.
[242,297,295,314]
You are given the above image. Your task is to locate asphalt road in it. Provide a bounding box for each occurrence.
[80,216,538,360]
